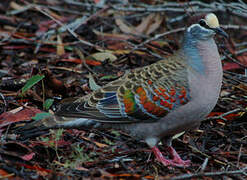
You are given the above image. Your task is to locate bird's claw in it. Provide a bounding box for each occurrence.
[151,146,191,168]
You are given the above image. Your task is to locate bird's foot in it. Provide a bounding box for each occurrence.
[165,146,191,167]
[151,146,190,167]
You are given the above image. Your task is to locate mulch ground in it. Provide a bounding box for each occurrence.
[0,1,246,179]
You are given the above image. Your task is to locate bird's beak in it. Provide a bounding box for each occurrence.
[212,27,228,38]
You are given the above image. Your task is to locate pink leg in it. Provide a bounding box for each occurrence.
[151,146,190,167]
[165,146,191,167]
[151,146,177,167]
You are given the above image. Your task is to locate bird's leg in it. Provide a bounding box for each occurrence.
[164,145,191,167]
[151,146,178,167]
[148,138,190,167]
[162,138,191,167]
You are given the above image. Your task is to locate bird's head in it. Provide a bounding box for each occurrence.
[187,13,228,41]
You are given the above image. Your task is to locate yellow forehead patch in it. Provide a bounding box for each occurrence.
[205,13,219,28]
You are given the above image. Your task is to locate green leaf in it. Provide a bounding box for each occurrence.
[111,130,120,137]
[99,75,119,81]
[21,75,45,95]
[43,98,54,110]
[64,45,73,51]
[103,136,114,145]
[32,112,52,121]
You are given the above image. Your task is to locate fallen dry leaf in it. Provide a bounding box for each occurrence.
[57,34,65,56]
[0,107,42,128]
[90,52,117,62]
[136,13,163,35]
[115,13,163,35]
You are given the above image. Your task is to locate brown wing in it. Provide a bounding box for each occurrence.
[55,51,191,123]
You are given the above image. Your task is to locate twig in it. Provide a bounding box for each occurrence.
[0,92,7,112]
[116,27,185,62]
[63,1,247,18]
[221,24,247,31]
[34,6,100,49]
[221,48,247,61]
[75,47,97,75]
[237,144,243,168]
[170,166,247,180]
[205,108,242,121]
[222,51,247,68]
[134,28,185,51]
[200,157,209,172]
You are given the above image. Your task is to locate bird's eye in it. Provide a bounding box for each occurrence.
[199,19,206,27]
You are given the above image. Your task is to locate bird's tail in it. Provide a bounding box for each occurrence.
[15,114,101,140]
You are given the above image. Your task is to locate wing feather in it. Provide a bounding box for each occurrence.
[55,52,191,124]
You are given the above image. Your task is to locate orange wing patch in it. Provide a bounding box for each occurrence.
[136,87,167,117]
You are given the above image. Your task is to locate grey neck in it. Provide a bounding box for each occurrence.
[182,35,222,79]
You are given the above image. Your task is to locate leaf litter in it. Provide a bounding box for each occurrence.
[0,0,247,179]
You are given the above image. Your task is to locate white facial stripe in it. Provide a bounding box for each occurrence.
[187,24,209,32]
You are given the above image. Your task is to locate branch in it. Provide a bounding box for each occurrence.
[205,108,242,121]
[221,48,247,61]
[62,1,247,18]
[34,6,102,50]
[116,27,185,62]
[221,24,247,31]
[171,166,247,180]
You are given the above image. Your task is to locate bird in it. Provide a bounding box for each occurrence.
[19,13,228,167]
